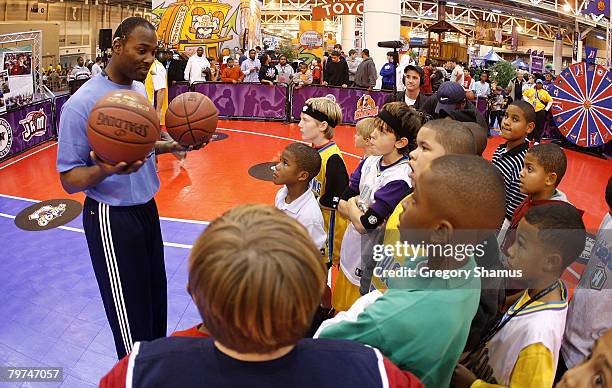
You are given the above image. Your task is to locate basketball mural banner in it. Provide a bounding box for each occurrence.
[0,99,53,161]
[153,0,261,59]
[291,86,392,125]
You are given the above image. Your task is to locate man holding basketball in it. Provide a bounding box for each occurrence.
[57,17,197,359]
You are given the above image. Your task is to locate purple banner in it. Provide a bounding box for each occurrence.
[191,82,288,120]
[53,93,70,135]
[291,85,392,125]
[530,51,544,74]
[168,82,190,104]
[0,100,54,161]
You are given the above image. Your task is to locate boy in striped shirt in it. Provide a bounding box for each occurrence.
[492,101,535,228]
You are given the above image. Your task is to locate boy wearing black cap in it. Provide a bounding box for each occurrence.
[434,81,475,118]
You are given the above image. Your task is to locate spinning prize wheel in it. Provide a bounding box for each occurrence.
[549,62,612,148]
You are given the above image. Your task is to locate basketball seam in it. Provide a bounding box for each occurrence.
[165,111,218,129]
[181,94,198,145]
[89,106,160,134]
[166,115,217,133]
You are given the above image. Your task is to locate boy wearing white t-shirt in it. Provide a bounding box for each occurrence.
[454,202,587,388]
[273,143,326,251]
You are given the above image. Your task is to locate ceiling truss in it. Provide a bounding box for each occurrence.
[261,0,608,44]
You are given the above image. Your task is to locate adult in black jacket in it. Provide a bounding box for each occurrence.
[386,65,434,117]
[258,54,278,85]
[322,51,349,87]
[165,51,188,87]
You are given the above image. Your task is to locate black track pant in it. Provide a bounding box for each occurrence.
[83,197,167,359]
[529,109,547,142]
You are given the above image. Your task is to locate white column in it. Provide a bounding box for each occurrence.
[553,32,563,75]
[363,0,401,88]
[336,20,343,48]
[341,15,356,51]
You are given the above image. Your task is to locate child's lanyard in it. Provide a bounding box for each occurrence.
[475,280,560,350]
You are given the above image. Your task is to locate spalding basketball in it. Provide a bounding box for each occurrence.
[165,92,219,147]
[87,90,160,164]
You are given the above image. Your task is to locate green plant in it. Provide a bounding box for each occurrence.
[277,42,298,62]
[491,60,516,89]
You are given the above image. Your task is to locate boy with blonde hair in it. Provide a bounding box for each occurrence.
[101,205,424,388]
[354,117,376,158]
[300,97,349,269]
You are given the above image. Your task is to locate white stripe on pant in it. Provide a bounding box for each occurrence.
[99,202,133,355]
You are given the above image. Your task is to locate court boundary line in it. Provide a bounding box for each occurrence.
[0,212,194,250]
[0,193,210,225]
[0,126,360,227]
[0,142,58,171]
[217,127,362,160]
[0,127,362,174]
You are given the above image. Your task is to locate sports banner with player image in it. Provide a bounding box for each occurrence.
[0,99,53,161]
[191,82,288,120]
[168,82,190,104]
[291,85,392,125]
[0,45,34,113]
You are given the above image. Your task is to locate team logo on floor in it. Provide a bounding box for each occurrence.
[0,118,12,159]
[19,109,47,142]
[354,94,378,120]
[14,199,83,231]
[29,203,66,227]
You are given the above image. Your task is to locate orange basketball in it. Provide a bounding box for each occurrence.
[165,92,219,147]
[87,90,160,164]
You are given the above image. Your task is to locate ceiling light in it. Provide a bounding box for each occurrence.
[447,1,458,5]
[492,9,502,13]
[516,25,523,32]
[532,36,538,39]
[563,3,571,12]
[596,35,605,40]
